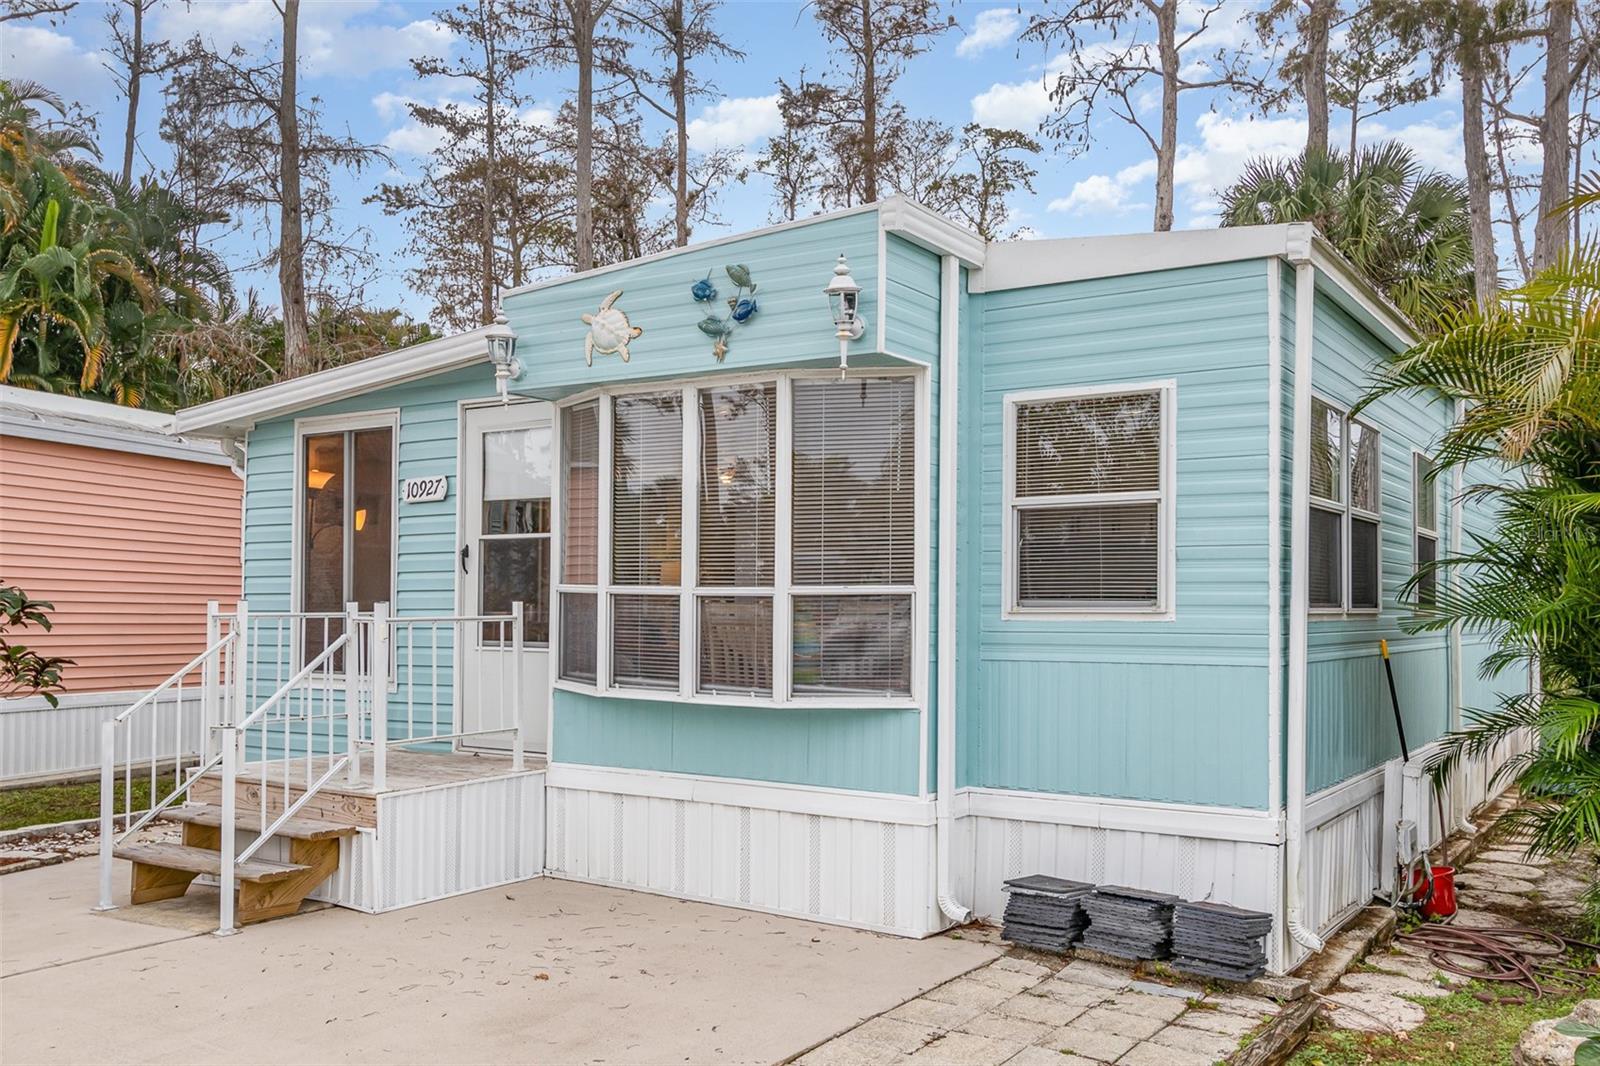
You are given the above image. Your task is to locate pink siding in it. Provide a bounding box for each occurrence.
[0,434,242,694]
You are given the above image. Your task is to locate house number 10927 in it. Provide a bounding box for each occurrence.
[403,476,449,504]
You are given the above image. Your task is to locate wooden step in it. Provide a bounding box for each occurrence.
[162,804,359,841]
[115,841,338,926]
[114,843,308,883]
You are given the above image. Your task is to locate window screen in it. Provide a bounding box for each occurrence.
[1010,388,1166,611]
[1350,516,1380,610]
[1309,506,1343,609]
[612,593,679,690]
[562,401,599,585]
[699,597,773,696]
[792,595,911,697]
[699,384,776,587]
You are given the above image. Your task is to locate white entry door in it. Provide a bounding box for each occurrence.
[461,402,553,754]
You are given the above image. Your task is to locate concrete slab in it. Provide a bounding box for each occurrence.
[905,1030,1024,1065]
[1,857,998,1065]
[1042,1023,1136,1061]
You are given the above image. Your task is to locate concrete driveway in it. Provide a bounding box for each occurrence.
[1,856,998,1065]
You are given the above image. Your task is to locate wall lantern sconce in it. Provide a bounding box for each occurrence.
[487,306,521,403]
[823,253,866,376]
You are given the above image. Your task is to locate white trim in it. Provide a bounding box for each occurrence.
[968,223,1414,354]
[546,762,934,824]
[1285,259,1323,953]
[875,222,889,354]
[1266,261,1284,814]
[175,327,506,437]
[1000,379,1178,622]
[290,410,401,670]
[879,199,987,268]
[1303,764,1387,828]
[0,388,231,466]
[954,787,1284,846]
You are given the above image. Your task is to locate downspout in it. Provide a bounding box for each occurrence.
[936,252,970,925]
[1449,399,1474,832]
[1285,245,1324,953]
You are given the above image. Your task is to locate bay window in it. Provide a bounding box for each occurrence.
[298,420,394,665]
[1309,398,1380,613]
[557,372,919,704]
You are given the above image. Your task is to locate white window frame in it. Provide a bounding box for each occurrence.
[289,409,401,674]
[1000,380,1178,622]
[552,367,927,710]
[1308,396,1381,617]
[1412,449,1440,608]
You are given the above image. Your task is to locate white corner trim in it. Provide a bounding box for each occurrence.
[955,787,1284,845]
[174,326,506,437]
[878,198,987,267]
[546,763,936,825]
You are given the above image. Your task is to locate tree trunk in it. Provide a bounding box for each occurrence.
[278,0,312,377]
[860,0,877,203]
[1532,0,1574,272]
[480,0,498,324]
[573,2,596,272]
[1303,0,1333,157]
[1460,60,1499,303]
[1153,0,1178,232]
[673,0,689,246]
[1348,102,1359,160]
[120,0,142,185]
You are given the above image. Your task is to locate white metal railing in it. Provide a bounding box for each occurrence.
[96,601,237,911]
[97,598,528,933]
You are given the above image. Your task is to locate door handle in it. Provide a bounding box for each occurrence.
[460,544,470,573]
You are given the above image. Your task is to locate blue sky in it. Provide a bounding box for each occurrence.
[7,1,1510,321]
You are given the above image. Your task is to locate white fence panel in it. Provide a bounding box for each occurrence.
[1,692,204,788]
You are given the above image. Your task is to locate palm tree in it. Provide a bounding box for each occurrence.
[1359,177,1600,904]
[1219,142,1474,322]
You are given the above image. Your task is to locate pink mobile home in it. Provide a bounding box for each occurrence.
[0,386,241,784]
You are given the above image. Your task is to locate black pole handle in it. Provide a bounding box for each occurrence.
[1382,639,1411,763]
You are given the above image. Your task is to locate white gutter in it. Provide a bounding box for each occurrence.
[1285,257,1325,954]
[935,253,970,925]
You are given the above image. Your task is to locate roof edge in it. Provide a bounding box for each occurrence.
[173,325,504,437]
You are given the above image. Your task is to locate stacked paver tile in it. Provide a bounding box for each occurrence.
[1170,900,1272,981]
[1000,874,1094,952]
[1080,886,1178,960]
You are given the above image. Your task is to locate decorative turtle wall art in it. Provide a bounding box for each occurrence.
[582,289,643,365]
[690,264,759,362]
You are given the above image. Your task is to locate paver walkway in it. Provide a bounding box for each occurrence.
[1318,826,1590,1036]
[796,951,1282,1065]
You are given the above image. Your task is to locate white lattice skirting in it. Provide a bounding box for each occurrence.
[543,765,940,937]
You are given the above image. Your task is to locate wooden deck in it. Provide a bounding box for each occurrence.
[189,750,546,829]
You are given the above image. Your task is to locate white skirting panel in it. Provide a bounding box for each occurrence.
[242,770,545,913]
[1,690,204,786]
[957,790,1286,974]
[544,766,939,937]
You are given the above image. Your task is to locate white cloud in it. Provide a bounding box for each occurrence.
[379,95,558,157]
[686,94,781,152]
[1358,119,1465,176]
[1048,162,1154,215]
[152,2,449,79]
[956,9,1021,58]
[1,25,111,104]
[971,72,1055,131]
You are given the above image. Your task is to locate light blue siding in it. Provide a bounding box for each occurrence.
[503,210,882,395]
[959,260,1275,809]
[553,690,920,794]
[1302,289,1454,792]
[242,364,502,737]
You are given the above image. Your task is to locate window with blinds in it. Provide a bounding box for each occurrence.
[1308,398,1381,613]
[558,402,600,684]
[791,377,916,696]
[612,393,683,588]
[1008,387,1169,613]
[554,372,920,705]
[792,378,916,586]
[1414,453,1439,607]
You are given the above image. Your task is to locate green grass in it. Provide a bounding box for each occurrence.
[0,773,178,832]
[1289,978,1600,1066]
